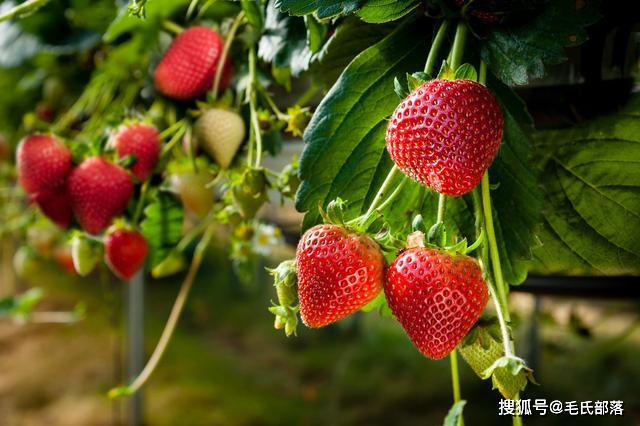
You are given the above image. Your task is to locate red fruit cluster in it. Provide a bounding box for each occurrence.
[67,157,133,235]
[104,228,149,280]
[154,26,232,101]
[384,248,488,359]
[386,79,503,196]
[17,134,73,228]
[112,123,160,181]
[296,224,384,328]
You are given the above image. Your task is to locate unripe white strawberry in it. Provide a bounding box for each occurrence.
[194,109,245,169]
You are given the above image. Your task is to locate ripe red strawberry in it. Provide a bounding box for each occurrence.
[16,134,72,194]
[112,123,160,181]
[386,79,503,196]
[31,187,73,228]
[296,224,384,328]
[154,26,232,100]
[67,157,133,234]
[384,248,488,359]
[104,228,148,280]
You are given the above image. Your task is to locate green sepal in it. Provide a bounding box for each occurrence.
[454,63,478,81]
[436,60,455,80]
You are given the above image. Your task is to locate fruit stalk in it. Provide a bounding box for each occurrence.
[213,11,245,99]
[449,21,468,70]
[0,0,50,23]
[450,350,465,426]
[108,224,216,398]
[424,20,451,75]
[365,165,399,216]
[248,47,264,168]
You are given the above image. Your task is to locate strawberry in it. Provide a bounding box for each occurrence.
[71,234,101,277]
[67,157,133,234]
[385,79,503,196]
[194,108,245,169]
[169,171,213,218]
[104,227,148,280]
[16,134,72,194]
[296,224,384,328]
[31,187,73,228]
[384,247,488,359]
[112,123,160,181]
[154,26,232,100]
[53,244,76,275]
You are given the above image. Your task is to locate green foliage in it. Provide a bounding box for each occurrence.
[104,0,189,43]
[296,19,426,228]
[140,192,184,267]
[481,0,599,85]
[532,96,640,275]
[275,0,362,19]
[258,0,312,76]
[309,17,393,88]
[443,401,466,426]
[0,287,44,321]
[356,0,421,23]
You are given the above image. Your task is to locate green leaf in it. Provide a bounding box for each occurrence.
[104,0,189,43]
[443,401,467,426]
[531,95,640,275]
[258,0,312,76]
[356,0,421,23]
[309,17,394,88]
[296,18,427,227]
[275,0,362,19]
[486,75,543,284]
[454,63,477,81]
[304,15,326,53]
[0,288,44,320]
[140,192,184,267]
[241,0,265,31]
[481,0,599,85]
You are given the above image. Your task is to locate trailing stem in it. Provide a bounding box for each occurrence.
[424,20,451,75]
[248,47,263,168]
[108,225,216,399]
[212,11,245,99]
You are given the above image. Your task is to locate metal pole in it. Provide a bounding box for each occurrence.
[127,270,145,426]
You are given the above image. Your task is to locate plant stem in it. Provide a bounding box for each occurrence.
[365,165,399,216]
[0,0,50,23]
[248,47,263,168]
[449,21,468,70]
[133,180,150,224]
[295,84,320,107]
[375,177,407,213]
[480,173,509,314]
[212,11,244,99]
[424,20,450,75]
[479,60,487,85]
[450,350,465,426]
[162,20,184,35]
[109,225,215,398]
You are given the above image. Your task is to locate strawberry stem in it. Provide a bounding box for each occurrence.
[449,350,464,426]
[424,20,451,75]
[108,224,216,399]
[365,165,399,216]
[248,47,263,168]
[449,21,468,71]
[0,0,50,23]
[212,11,245,100]
[162,20,184,35]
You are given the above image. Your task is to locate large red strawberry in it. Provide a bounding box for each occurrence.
[386,79,503,196]
[67,157,133,234]
[296,224,384,328]
[385,247,488,359]
[104,227,148,280]
[31,187,73,228]
[154,26,232,100]
[16,134,72,194]
[112,123,160,181]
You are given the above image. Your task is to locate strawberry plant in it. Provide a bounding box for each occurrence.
[0,0,638,424]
